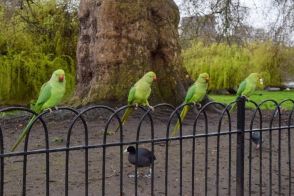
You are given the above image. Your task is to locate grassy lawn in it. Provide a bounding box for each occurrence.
[209,90,294,110]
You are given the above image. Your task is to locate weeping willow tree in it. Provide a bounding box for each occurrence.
[0,0,78,105]
[183,40,294,90]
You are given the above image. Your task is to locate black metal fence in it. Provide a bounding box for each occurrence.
[0,97,293,195]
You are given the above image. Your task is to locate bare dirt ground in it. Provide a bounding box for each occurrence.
[0,105,293,196]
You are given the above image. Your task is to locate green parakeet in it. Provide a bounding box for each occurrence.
[171,73,209,137]
[229,73,264,149]
[229,73,263,112]
[112,71,157,134]
[11,69,66,151]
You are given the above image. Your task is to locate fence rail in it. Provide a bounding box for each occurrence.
[0,97,293,196]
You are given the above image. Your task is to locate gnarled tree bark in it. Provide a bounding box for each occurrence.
[74,0,189,105]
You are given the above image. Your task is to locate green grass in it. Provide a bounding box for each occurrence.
[209,90,294,110]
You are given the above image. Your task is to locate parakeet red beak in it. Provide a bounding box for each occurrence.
[153,76,157,81]
[59,75,64,82]
[206,77,209,81]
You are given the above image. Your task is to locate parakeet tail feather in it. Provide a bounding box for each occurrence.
[171,106,190,137]
[11,115,37,152]
[114,108,134,133]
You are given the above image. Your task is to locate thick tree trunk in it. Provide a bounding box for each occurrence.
[74,0,188,105]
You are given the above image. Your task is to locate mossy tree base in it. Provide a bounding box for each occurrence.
[74,0,189,106]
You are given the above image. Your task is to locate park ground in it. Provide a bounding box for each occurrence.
[0,90,293,195]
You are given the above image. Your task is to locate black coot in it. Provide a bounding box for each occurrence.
[125,146,156,177]
[125,146,156,167]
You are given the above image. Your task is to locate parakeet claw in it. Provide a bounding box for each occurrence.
[54,106,59,111]
[149,106,154,111]
[192,102,201,109]
[196,103,202,108]
[48,108,53,113]
[134,103,139,110]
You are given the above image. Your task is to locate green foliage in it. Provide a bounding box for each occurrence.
[182,40,294,90]
[0,53,75,104]
[0,0,78,105]
[210,90,294,110]
[248,42,284,86]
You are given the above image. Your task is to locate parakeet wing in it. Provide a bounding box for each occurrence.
[34,82,52,112]
[184,84,196,103]
[127,86,136,104]
[236,80,247,96]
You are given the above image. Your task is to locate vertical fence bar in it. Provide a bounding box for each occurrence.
[22,135,30,196]
[165,137,169,196]
[84,126,89,196]
[259,115,263,196]
[236,96,245,196]
[228,121,232,196]
[135,142,138,196]
[179,120,183,196]
[45,133,50,196]
[204,111,208,196]
[269,126,272,196]
[216,124,220,196]
[119,125,123,196]
[288,111,293,196]
[248,131,252,196]
[191,117,199,196]
[0,127,3,196]
[191,126,196,196]
[151,139,154,196]
[278,112,281,196]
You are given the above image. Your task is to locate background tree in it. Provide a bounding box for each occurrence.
[269,0,294,44]
[179,0,249,45]
[179,0,294,45]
